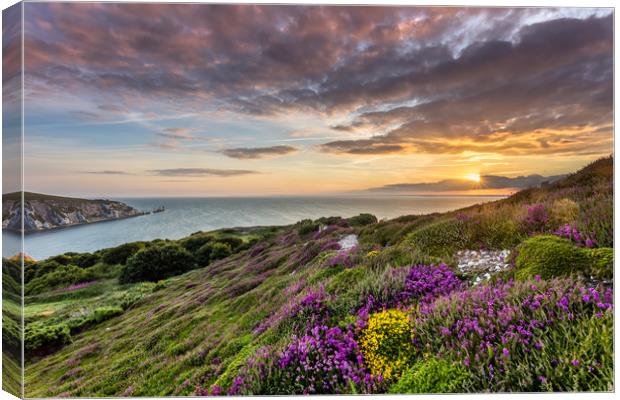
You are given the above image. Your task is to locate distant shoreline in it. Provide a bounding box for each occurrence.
[3,212,149,235]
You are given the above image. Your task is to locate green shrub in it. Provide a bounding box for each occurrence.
[389,358,469,394]
[92,306,124,323]
[216,236,244,250]
[471,216,524,249]
[49,254,73,266]
[25,264,97,295]
[73,253,100,268]
[119,244,195,283]
[102,242,147,265]
[307,265,343,286]
[211,242,233,261]
[179,234,214,253]
[196,242,233,265]
[407,219,472,257]
[2,259,21,296]
[27,260,63,282]
[119,282,157,309]
[584,247,613,280]
[296,219,319,236]
[25,323,71,353]
[2,314,21,356]
[515,235,589,280]
[347,213,378,227]
[326,267,365,294]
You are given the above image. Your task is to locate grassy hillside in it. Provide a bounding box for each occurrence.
[20,157,613,396]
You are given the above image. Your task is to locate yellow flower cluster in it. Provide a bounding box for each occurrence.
[366,250,380,258]
[359,308,415,381]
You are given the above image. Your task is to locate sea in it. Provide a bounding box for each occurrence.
[2,195,504,260]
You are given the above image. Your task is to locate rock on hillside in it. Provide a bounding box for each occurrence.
[2,192,143,232]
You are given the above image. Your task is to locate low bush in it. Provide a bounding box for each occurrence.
[347,213,378,227]
[26,264,97,295]
[216,236,244,251]
[210,242,234,260]
[584,248,613,280]
[407,219,471,257]
[49,254,73,266]
[92,306,124,323]
[196,241,233,265]
[514,235,589,280]
[326,267,365,294]
[296,219,319,236]
[25,323,71,354]
[102,242,147,265]
[179,234,214,253]
[119,244,195,283]
[73,253,100,268]
[359,308,414,382]
[389,358,469,394]
[119,282,157,309]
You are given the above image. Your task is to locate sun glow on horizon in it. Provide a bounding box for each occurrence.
[466,173,481,182]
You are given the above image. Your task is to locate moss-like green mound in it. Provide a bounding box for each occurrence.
[515,235,614,281]
[407,219,471,257]
[584,247,613,280]
[515,235,588,280]
[389,358,469,394]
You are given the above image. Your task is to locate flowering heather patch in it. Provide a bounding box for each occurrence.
[56,281,98,292]
[412,277,613,391]
[193,384,222,396]
[324,248,356,268]
[253,286,330,335]
[229,325,380,395]
[357,264,464,316]
[248,243,267,257]
[523,204,550,234]
[277,230,299,246]
[399,264,465,305]
[320,239,341,252]
[554,224,596,248]
[312,225,340,240]
[292,241,323,265]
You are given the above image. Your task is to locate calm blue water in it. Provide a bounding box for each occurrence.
[3,196,503,260]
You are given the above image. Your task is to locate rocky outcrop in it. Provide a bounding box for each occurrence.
[2,192,143,232]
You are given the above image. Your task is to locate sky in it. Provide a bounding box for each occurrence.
[11,4,614,196]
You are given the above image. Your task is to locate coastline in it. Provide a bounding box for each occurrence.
[2,211,149,235]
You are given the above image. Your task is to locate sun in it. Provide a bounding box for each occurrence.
[466,173,481,182]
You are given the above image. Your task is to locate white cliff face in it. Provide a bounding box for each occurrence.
[2,193,143,232]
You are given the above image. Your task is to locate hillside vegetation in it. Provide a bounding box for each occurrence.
[16,156,613,396]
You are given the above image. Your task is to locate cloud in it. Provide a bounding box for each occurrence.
[220,145,298,159]
[148,168,259,177]
[84,170,131,175]
[367,174,566,193]
[317,15,612,157]
[22,5,612,159]
[157,131,195,141]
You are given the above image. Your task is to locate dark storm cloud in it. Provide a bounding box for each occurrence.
[24,4,612,157]
[221,145,298,159]
[148,168,259,177]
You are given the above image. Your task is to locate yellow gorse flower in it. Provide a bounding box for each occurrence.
[366,250,380,258]
[359,308,415,381]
